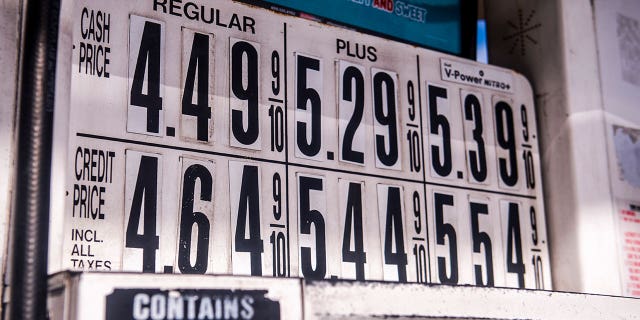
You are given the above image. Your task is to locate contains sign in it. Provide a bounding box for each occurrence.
[106,289,280,320]
[56,0,551,290]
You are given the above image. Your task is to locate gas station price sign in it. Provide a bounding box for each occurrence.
[59,0,551,289]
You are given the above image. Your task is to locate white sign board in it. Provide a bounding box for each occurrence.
[303,279,640,319]
[47,272,640,320]
[54,0,551,290]
[47,272,302,320]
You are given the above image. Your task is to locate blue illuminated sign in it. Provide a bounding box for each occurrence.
[261,0,462,54]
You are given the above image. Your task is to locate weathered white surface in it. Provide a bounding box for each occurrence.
[303,279,640,320]
[593,0,640,297]
[49,0,74,273]
[594,0,640,126]
[0,0,22,311]
[486,0,620,295]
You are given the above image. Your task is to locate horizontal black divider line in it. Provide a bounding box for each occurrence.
[77,132,536,200]
[78,132,289,166]
[269,223,286,228]
[268,97,284,103]
[406,123,419,128]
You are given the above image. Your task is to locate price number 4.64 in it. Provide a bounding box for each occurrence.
[124,151,215,274]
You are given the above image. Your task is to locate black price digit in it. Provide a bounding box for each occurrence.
[182,32,211,142]
[495,101,518,187]
[411,192,427,283]
[299,176,326,279]
[178,164,212,274]
[530,206,538,246]
[383,187,408,282]
[529,206,544,289]
[272,173,282,220]
[269,105,284,152]
[125,155,160,273]
[130,21,163,134]
[532,255,544,289]
[521,104,529,142]
[412,191,422,234]
[523,150,536,189]
[435,192,457,284]
[407,130,421,173]
[342,182,367,280]
[413,244,428,283]
[270,231,287,277]
[271,51,281,96]
[464,94,487,182]
[296,55,322,157]
[470,202,494,286]
[407,81,416,121]
[520,104,536,190]
[231,41,260,146]
[506,202,525,288]
[341,66,365,164]
[234,165,264,276]
[428,85,452,177]
[373,71,399,167]
[269,51,284,153]
[270,172,286,277]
